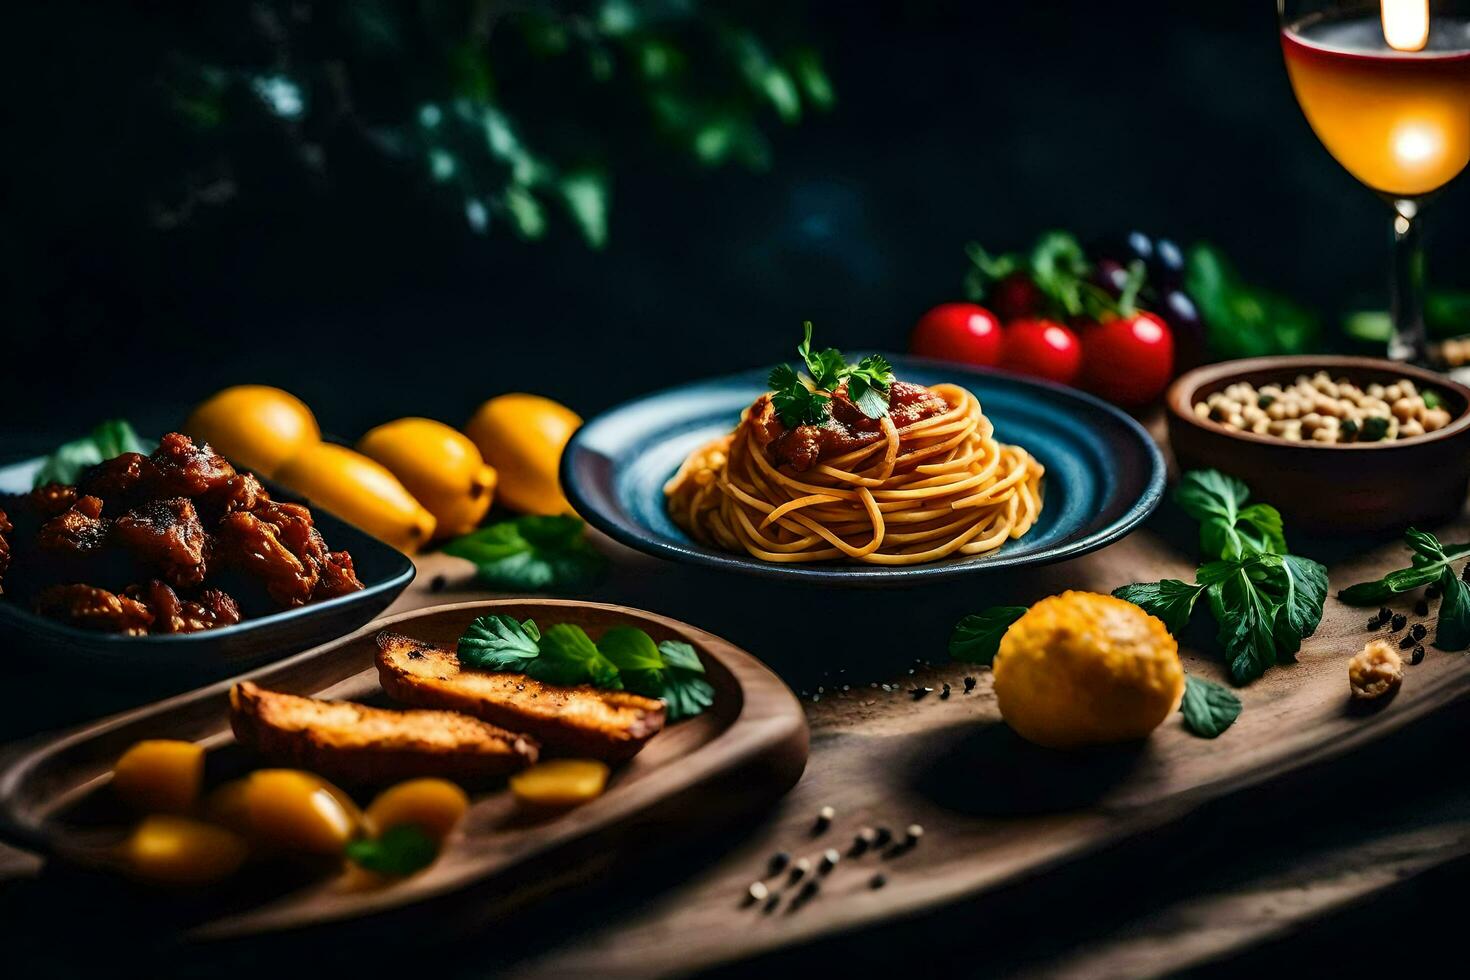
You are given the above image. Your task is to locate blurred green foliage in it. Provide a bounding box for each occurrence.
[156,0,833,247]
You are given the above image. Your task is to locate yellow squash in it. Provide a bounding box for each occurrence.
[184,385,321,478]
[121,815,249,887]
[358,418,497,539]
[465,394,581,516]
[242,769,361,856]
[273,442,436,552]
[363,778,469,843]
[112,739,205,814]
[509,759,610,807]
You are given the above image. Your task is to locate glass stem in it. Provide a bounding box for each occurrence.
[1389,197,1427,363]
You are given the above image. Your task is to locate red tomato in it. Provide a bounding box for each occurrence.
[989,274,1044,321]
[910,303,1003,367]
[1079,312,1176,406]
[1000,318,1082,385]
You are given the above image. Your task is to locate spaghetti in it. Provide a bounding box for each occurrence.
[664,381,1044,565]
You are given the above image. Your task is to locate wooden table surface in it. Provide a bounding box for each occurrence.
[2,427,1469,976]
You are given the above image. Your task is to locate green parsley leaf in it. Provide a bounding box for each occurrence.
[345,825,438,876]
[33,419,149,488]
[1423,388,1444,410]
[654,640,714,720]
[797,320,846,390]
[443,516,606,593]
[1204,559,1282,684]
[1174,470,1286,560]
[1180,675,1242,738]
[1338,527,1470,606]
[530,623,622,688]
[1435,565,1470,650]
[1111,579,1206,634]
[844,354,895,420]
[949,606,1028,665]
[457,614,542,671]
[768,363,831,427]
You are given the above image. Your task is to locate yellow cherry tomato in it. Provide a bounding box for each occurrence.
[183,385,321,478]
[464,394,581,516]
[509,759,610,807]
[273,442,436,552]
[242,769,361,856]
[363,778,469,843]
[112,740,205,815]
[357,418,497,539]
[120,815,249,887]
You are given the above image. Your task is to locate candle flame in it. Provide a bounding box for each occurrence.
[1382,0,1430,52]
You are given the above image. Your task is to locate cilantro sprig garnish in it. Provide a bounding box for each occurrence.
[1338,527,1470,650]
[768,322,896,426]
[1113,470,1328,685]
[456,615,715,720]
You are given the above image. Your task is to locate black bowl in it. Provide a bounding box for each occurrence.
[0,454,415,683]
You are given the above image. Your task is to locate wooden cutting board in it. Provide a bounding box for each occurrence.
[0,599,809,944]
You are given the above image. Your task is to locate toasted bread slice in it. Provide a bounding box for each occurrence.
[230,680,538,784]
[375,632,667,762]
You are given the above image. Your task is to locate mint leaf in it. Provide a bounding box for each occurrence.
[346,825,438,876]
[949,606,1027,665]
[530,623,622,688]
[34,419,149,488]
[443,516,606,593]
[1180,675,1242,738]
[1112,579,1206,635]
[457,614,541,671]
[1257,553,1327,658]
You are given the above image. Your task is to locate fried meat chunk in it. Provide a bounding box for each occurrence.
[76,452,152,502]
[111,497,208,588]
[148,432,239,498]
[214,511,317,606]
[35,584,153,634]
[125,580,241,634]
[36,495,109,555]
[29,484,77,518]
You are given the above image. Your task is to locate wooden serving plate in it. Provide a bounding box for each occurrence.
[0,599,809,943]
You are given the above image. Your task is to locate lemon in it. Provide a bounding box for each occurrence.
[274,443,437,552]
[358,418,497,539]
[992,591,1184,749]
[465,394,581,516]
[184,385,320,477]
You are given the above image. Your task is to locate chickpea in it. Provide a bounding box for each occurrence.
[1367,383,1385,399]
[1400,419,1426,437]
[1227,412,1245,429]
[1252,417,1271,434]
[1267,402,1288,420]
[1311,428,1336,442]
[1194,401,1210,420]
[1391,397,1420,422]
[1384,383,1404,403]
[1424,407,1452,430]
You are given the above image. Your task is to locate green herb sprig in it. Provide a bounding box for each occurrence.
[1338,527,1470,650]
[767,322,896,427]
[346,825,438,877]
[34,420,149,488]
[1113,470,1327,685]
[444,516,607,593]
[457,614,715,720]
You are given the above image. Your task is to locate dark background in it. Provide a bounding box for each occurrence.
[6,0,1468,454]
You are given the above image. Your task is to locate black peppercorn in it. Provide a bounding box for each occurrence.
[1428,583,1442,599]
[873,826,893,847]
[1415,599,1430,616]
[1378,607,1392,621]
[768,851,790,875]
[1400,633,1417,649]
[1391,613,1407,631]
[870,873,888,889]
[1367,615,1382,631]
[429,574,447,593]
[910,686,932,700]
[1411,645,1426,664]
[963,676,976,693]
[1411,623,1427,640]
[939,683,951,700]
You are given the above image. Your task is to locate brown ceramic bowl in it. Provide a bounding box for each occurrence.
[1166,355,1470,534]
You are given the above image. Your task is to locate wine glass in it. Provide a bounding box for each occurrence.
[1279,0,1470,362]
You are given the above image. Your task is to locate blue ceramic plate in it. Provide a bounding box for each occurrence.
[563,356,1165,585]
[0,455,415,681]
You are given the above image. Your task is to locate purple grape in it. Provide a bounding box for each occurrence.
[1125,231,1154,265]
[1092,257,1131,298]
[1151,238,1185,289]
[1160,289,1206,369]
